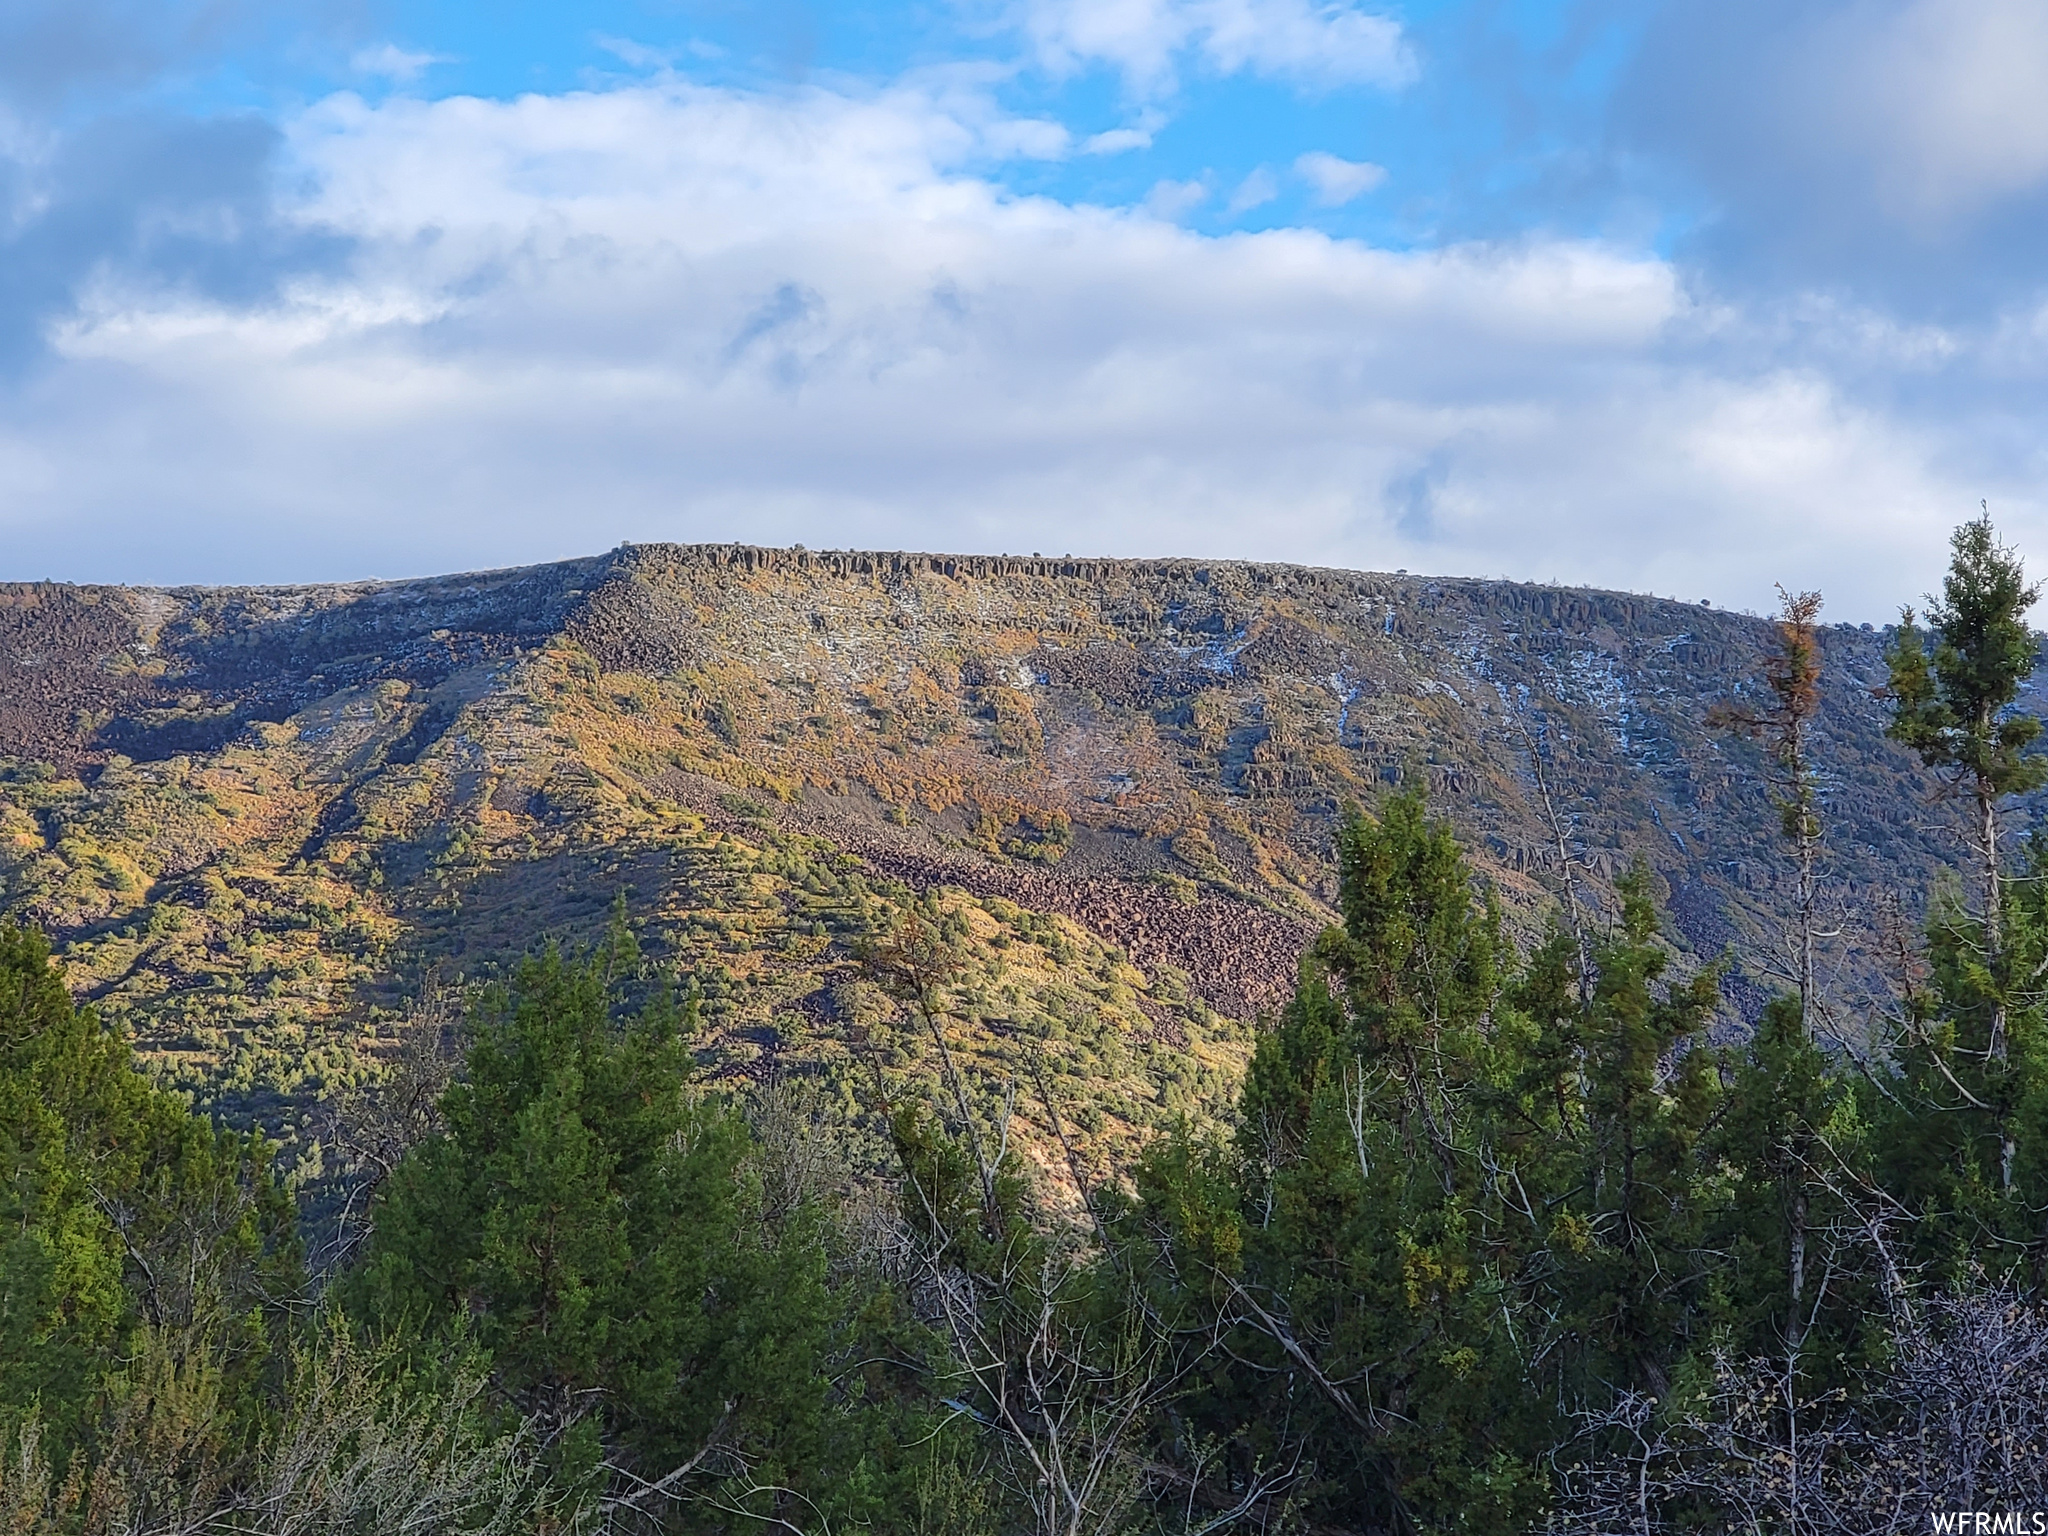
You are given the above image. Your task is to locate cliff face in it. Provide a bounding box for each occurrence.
[0,545,1981,1157]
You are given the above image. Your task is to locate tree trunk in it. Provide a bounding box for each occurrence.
[1982,779,2002,939]
[1981,778,2008,1064]
[1787,1187,1808,1353]
[1797,796,1816,1038]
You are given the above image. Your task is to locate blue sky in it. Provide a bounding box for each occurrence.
[4,0,2047,617]
[141,1,1660,251]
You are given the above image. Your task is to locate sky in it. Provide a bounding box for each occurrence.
[3,0,2047,618]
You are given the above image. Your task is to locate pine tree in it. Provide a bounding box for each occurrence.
[1709,586,1826,1030]
[1876,837,2048,1287]
[1887,511,2047,1058]
[1142,792,1559,1530]
[1705,989,1877,1496]
[1559,868,1722,1400]
[1881,510,2048,1254]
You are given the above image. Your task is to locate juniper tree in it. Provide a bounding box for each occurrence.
[0,925,300,1469]
[349,948,854,1526]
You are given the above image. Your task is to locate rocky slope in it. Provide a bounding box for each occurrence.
[0,545,1993,1171]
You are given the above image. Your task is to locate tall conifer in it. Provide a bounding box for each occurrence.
[1887,511,2047,1057]
[1709,586,1826,1030]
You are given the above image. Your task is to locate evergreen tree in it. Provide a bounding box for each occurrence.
[1881,512,2048,1249]
[1135,797,1759,1532]
[1887,510,2047,1056]
[350,946,848,1523]
[1705,996,1874,1401]
[1561,869,1722,1399]
[0,924,299,1467]
[1874,839,2048,1287]
[1142,793,1559,1531]
[1,923,141,1447]
[1709,586,1827,1028]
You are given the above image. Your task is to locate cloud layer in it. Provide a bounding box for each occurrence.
[0,69,2032,617]
[1016,0,1413,92]
[0,1,2043,619]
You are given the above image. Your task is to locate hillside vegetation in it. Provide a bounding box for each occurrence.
[0,547,1981,1168]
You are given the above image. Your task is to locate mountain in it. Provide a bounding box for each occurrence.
[0,544,1977,1172]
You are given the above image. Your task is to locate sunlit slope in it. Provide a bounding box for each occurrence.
[0,546,1965,1152]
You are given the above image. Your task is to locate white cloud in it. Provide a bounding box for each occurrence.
[594,35,729,69]
[1082,115,1162,154]
[1083,126,1149,154]
[1,72,2037,618]
[1019,0,1414,94]
[348,43,451,84]
[1295,150,1385,205]
[1143,176,1209,219]
[1226,166,1277,214]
